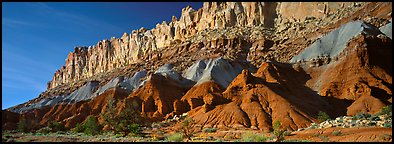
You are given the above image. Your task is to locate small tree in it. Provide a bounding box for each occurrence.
[182,117,195,141]
[101,98,117,131]
[48,120,66,132]
[317,111,330,122]
[272,120,285,142]
[128,124,141,134]
[83,115,102,135]
[101,98,143,136]
[71,123,84,133]
[17,119,31,133]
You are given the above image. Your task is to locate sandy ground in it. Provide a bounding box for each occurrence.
[2,126,391,142]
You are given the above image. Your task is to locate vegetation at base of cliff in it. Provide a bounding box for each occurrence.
[48,121,66,132]
[272,120,287,142]
[17,119,32,133]
[71,115,102,136]
[182,117,196,141]
[165,133,183,142]
[317,111,331,122]
[241,132,268,142]
[100,98,143,136]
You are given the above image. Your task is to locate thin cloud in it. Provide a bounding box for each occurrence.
[2,18,39,28]
[28,2,123,33]
[2,49,57,73]
[2,68,47,92]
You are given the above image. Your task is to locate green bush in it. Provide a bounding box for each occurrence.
[101,98,143,135]
[273,120,285,142]
[17,119,31,133]
[166,133,183,142]
[317,111,331,122]
[48,121,66,132]
[353,112,371,120]
[182,117,195,140]
[241,132,268,142]
[383,122,392,128]
[309,123,318,129]
[71,123,84,133]
[318,135,330,141]
[114,133,123,138]
[368,116,381,121]
[83,115,102,136]
[331,130,342,136]
[71,115,102,135]
[128,124,141,134]
[202,127,217,133]
[378,105,392,115]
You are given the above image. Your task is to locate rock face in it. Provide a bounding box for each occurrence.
[47,2,360,91]
[276,2,356,22]
[379,19,392,39]
[183,57,244,89]
[3,2,392,133]
[290,20,381,63]
[47,2,269,90]
[8,70,147,114]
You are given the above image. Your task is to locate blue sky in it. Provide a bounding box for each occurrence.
[2,2,203,109]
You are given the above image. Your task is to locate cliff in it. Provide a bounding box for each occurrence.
[47,2,362,90]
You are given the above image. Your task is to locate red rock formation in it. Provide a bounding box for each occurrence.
[128,74,187,121]
[304,34,392,115]
[181,81,227,110]
[188,69,323,132]
[3,2,391,134]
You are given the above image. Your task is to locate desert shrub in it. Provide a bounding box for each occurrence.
[48,120,66,132]
[312,133,320,137]
[317,111,331,122]
[353,112,371,120]
[114,120,128,134]
[241,132,268,142]
[182,117,195,140]
[283,139,311,142]
[151,122,161,128]
[17,119,31,133]
[309,123,318,129]
[272,120,285,142]
[114,133,123,138]
[71,123,84,133]
[318,135,330,141]
[367,121,377,126]
[337,117,344,123]
[101,98,143,135]
[202,127,217,133]
[383,122,392,128]
[368,116,381,121]
[101,98,118,131]
[128,123,141,134]
[166,133,183,142]
[378,105,392,115]
[283,131,291,136]
[36,127,51,134]
[331,130,342,136]
[71,115,102,135]
[83,115,102,136]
